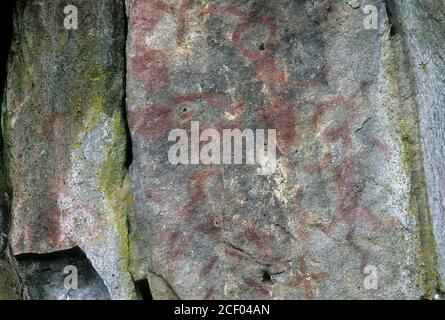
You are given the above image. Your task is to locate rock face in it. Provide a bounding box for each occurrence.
[4,0,136,299]
[16,248,111,300]
[0,0,443,300]
[388,0,445,291]
[125,0,440,299]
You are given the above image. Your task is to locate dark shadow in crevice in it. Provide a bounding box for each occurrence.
[15,246,111,300]
[121,0,133,170]
[385,0,399,36]
[0,0,15,97]
[0,0,15,251]
[134,279,153,300]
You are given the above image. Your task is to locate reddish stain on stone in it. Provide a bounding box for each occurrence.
[234,101,246,117]
[132,49,171,99]
[290,256,329,300]
[346,227,369,271]
[195,212,224,240]
[180,171,220,221]
[245,226,269,251]
[372,138,393,157]
[171,91,231,110]
[244,277,269,296]
[176,0,196,45]
[304,153,333,175]
[312,97,357,147]
[199,3,248,20]
[129,104,173,143]
[167,231,193,259]
[131,0,175,37]
[200,256,219,277]
[204,287,215,299]
[260,99,295,156]
[224,247,248,261]
[327,159,383,232]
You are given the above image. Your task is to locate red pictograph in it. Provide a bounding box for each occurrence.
[129,0,396,298]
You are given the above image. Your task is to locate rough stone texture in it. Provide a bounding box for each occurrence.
[5,0,136,299]
[126,0,440,299]
[0,248,21,300]
[388,0,445,290]
[16,248,111,300]
[0,0,443,300]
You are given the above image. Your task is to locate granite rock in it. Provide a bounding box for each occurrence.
[126,0,441,299]
[5,0,136,299]
[0,0,443,300]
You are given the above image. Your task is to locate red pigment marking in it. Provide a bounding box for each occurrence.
[244,277,269,296]
[327,159,383,232]
[294,190,329,241]
[180,171,220,221]
[372,138,393,157]
[23,113,76,251]
[245,226,270,251]
[305,96,385,234]
[224,247,248,261]
[195,211,224,241]
[304,153,332,175]
[231,15,330,88]
[131,0,175,41]
[291,256,328,300]
[44,117,104,249]
[297,93,398,276]
[312,97,357,148]
[199,3,248,20]
[259,98,295,156]
[167,231,193,259]
[234,101,246,117]
[171,91,232,110]
[129,104,174,143]
[346,227,369,271]
[130,90,234,144]
[132,49,171,99]
[204,287,215,300]
[176,0,196,45]
[200,256,219,278]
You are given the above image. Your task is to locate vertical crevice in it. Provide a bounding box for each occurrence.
[0,0,15,229]
[121,0,133,170]
[134,279,153,300]
[0,0,14,96]
[384,0,398,37]
[0,0,20,300]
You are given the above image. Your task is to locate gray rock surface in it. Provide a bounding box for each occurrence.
[16,247,111,300]
[5,0,136,299]
[388,0,445,291]
[0,0,443,300]
[125,0,441,299]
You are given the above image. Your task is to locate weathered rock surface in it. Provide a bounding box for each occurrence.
[126,0,441,299]
[16,248,111,300]
[0,0,443,300]
[5,0,136,299]
[0,248,21,300]
[388,0,445,291]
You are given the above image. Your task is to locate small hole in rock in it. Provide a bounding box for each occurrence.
[262,271,272,283]
[259,43,265,51]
